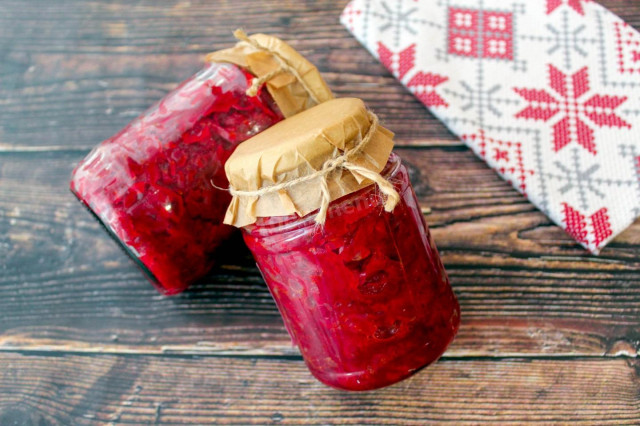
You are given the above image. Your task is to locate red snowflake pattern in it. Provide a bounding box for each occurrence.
[406,72,448,107]
[461,130,534,195]
[377,42,416,80]
[546,0,591,15]
[494,149,509,162]
[447,8,514,60]
[614,22,640,74]
[342,3,361,32]
[514,65,631,155]
[562,203,613,249]
[377,42,448,108]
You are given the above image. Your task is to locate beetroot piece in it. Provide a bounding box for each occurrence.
[242,154,460,391]
[71,63,283,294]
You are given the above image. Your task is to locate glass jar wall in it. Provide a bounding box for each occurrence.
[242,153,460,391]
[71,62,283,294]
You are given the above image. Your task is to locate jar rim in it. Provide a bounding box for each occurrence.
[243,152,405,236]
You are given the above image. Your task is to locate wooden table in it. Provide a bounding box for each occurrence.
[1,0,639,424]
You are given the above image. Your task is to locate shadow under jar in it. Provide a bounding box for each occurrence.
[224,98,460,391]
[69,33,332,295]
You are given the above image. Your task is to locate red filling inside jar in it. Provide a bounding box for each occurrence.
[242,153,460,391]
[70,63,284,294]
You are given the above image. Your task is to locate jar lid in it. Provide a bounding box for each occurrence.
[206,31,334,118]
[223,98,396,227]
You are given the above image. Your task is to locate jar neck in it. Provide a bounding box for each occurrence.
[242,152,406,237]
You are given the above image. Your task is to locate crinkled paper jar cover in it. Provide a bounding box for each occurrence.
[224,98,395,227]
[206,32,334,118]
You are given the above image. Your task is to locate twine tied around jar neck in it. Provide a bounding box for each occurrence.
[231,29,322,103]
[222,111,401,225]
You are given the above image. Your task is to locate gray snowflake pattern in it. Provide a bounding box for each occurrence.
[372,0,441,47]
[543,148,638,210]
[520,10,598,70]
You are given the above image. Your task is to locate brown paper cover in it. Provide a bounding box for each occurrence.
[205,33,334,118]
[223,98,395,227]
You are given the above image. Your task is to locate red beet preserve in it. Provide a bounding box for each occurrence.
[224,99,460,390]
[70,33,332,294]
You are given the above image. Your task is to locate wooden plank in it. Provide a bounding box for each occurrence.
[1,0,640,149]
[0,353,638,424]
[1,149,639,357]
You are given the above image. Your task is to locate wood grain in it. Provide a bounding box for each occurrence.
[1,149,638,359]
[2,0,640,422]
[1,0,640,150]
[1,353,639,425]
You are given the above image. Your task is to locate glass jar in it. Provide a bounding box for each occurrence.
[70,62,284,294]
[242,153,460,391]
[70,32,333,295]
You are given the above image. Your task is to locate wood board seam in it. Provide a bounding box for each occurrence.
[0,347,636,360]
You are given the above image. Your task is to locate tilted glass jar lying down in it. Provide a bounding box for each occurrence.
[224,98,460,391]
[69,31,333,295]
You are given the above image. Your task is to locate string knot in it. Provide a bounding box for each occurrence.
[246,68,287,97]
[232,29,321,102]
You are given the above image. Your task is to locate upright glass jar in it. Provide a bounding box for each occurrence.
[223,98,460,391]
[70,33,333,295]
